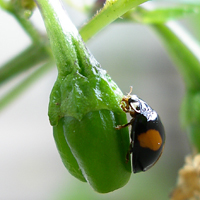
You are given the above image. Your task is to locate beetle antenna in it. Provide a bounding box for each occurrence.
[127,86,133,96]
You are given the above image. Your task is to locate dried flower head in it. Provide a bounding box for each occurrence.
[170,154,200,200]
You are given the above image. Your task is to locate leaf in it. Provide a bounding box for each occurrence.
[152,0,200,5]
[125,2,200,24]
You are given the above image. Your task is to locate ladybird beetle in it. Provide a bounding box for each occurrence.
[116,87,165,173]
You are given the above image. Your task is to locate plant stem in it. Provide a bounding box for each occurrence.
[12,12,42,43]
[79,0,148,41]
[152,22,200,152]
[33,0,83,76]
[152,22,200,91]
[0,0,12,11]
[0,43,51,85]
[0,0,41,43]
[0,61,54,110]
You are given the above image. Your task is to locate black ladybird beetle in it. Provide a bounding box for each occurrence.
[116,87,165,173]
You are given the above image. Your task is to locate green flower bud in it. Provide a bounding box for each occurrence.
[63,110,130,192]
[48,45,131,192]
[53,118,86,182]
[35,0,131,193]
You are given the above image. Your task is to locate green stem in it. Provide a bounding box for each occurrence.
[0,43,51,85]
[0,61,54,110]
[152,22,200,92]
[0,0,41,43]
[152,22,200,152]
[79,0,148,41]
[0,0,10,10]
[34,0,83,76]
[63,0,87,13]
[12,12,42,43]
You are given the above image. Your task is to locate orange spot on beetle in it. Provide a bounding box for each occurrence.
[137,129,162,151]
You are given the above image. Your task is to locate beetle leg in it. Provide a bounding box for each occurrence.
[120,102,129,113]
[125,140,133,163]
[126,153,130,163]
[115,118,134,130]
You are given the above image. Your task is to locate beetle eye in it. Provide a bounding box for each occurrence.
[128,98,137,104]
[130,101,140,113]
[136,106,140,111]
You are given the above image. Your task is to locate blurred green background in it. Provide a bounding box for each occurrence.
[1,2,197,200]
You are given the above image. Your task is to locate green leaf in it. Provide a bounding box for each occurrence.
[152,0,200,4]
[124,2,200,24]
